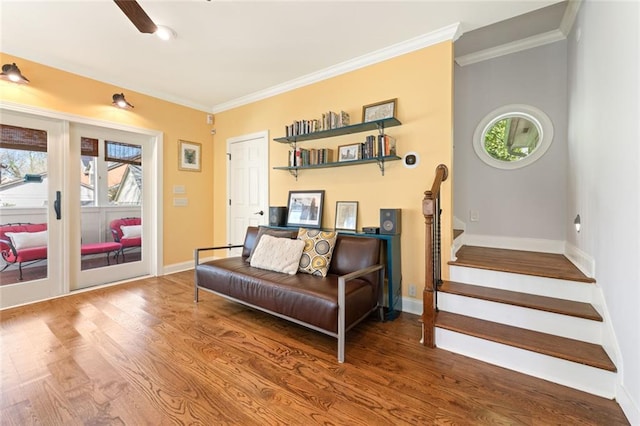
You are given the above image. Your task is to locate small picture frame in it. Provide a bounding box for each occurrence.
[286,190,325,229]
[362,98,397,123]
[178,140,201,172]
[335,201,358,232]
[338,143,361,162]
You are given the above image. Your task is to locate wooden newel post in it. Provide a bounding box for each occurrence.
[422,191,436,348]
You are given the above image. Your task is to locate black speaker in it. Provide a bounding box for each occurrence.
[380,209,401,235]
[269,206,287,227]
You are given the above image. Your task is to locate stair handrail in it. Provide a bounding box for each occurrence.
[422,164,448,348]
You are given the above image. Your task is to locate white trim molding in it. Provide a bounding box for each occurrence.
[564,242,596,278]
[455,29,565,67]
[212,23,461,113]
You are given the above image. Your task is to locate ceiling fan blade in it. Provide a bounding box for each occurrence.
[114,0,158,34]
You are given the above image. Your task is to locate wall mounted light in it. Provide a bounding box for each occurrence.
[112,93,134,109]
[155,25,177,41]
[574,214,581,233]
[0,63,29,84]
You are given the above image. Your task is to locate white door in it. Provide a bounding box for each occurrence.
[69,123,152,290]
[227,131,269,255]
[0,110,65,307]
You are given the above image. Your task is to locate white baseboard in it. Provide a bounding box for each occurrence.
[462,233,565,253]
[162,255,218,275]
[401,296,423,316]
[564,242,596,278]
[616,382,640,426]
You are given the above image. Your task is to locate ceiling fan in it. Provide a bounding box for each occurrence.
[114,0,157,34]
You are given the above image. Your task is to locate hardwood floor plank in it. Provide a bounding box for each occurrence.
[0,271,629,425]
[450,245,596,283]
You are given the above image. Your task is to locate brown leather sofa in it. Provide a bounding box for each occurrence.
[194,226,384,362]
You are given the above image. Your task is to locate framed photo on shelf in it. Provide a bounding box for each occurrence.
[178,140,201,172]
[362,98,397,123]
[286,190,325,229]
[338,143,361,162]
[335,201,358,232]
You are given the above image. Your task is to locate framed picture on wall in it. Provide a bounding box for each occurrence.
[178,140,201,172]
[286,190,325,229]
[362,98,397,122]
[335,201,358,232]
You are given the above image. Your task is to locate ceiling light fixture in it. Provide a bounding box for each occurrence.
[0,63,29,84]
[155,25,176,41]
[112,93,134,109]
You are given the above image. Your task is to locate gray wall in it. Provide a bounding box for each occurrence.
[453,41,568,240]
[567,0,639,420]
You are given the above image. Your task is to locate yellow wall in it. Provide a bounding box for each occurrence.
[213,42,454,298]
[0,53,214,266]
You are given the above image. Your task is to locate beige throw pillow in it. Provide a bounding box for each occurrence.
[249,235,305,275]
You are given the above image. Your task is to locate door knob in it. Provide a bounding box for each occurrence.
[254,210,264,215]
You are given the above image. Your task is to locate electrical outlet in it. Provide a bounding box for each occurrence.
[408,284,417,297]
[470,210,480,222]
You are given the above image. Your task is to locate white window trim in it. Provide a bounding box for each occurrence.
[473,104,554,170]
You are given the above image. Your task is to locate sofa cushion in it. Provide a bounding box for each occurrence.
[5,230,48,250]
[249,235,305,275]
[297,228,337,277]
[247,226,298,261]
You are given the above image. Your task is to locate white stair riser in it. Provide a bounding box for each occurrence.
[435,328,616,398]
[438,293,602,344]
[449,265,594,303]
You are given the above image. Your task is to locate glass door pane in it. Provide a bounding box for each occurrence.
[0,110,64,307]
[70,124,149,291]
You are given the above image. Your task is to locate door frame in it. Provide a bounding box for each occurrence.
[226,130,269,245]
[0,101,163,303]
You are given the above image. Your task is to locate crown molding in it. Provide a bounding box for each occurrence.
[559,0,582,36]
[211,22,461,113]
[455,29,566,67]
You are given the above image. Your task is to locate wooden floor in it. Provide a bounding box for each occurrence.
[449,245,596,283]
[0,271,629,425]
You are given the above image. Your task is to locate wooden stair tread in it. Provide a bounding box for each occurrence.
[436,311,616,372]
[440,281,602,321]
[449,245,596,283]
[453,229,464,240]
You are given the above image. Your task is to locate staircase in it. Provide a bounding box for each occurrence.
[435,244,617,398]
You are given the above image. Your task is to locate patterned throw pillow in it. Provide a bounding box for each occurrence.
[297,228,338,277]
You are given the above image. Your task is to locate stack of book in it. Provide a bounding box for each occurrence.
[361,134,397,159]
[285,111,350,137]
[289,148,334,167]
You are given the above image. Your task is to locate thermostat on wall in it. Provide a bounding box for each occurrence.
[403,152,420,169]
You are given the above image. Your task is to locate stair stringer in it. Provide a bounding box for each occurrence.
[436,328,617,398]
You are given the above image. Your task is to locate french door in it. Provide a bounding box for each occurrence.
[0,108,157,308]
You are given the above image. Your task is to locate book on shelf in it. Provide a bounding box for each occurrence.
[288,147,334,167]
[377,134,397,156]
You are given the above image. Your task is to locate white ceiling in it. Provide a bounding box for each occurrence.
[1,0,562,113]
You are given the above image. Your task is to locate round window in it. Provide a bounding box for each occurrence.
[473,104,553,170]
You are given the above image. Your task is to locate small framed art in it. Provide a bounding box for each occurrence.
[362,98,397,123]
[286,190,325,229]
[335,201,358,232]
[178,140,201,172]
[338,143,361,162]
